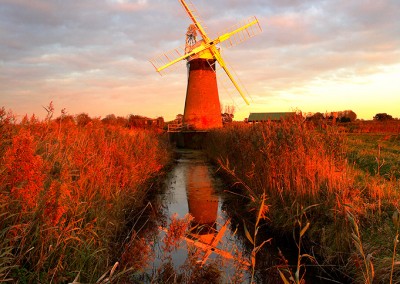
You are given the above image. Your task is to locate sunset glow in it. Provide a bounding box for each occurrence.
[2,2,400,282]
[1,0,399,120]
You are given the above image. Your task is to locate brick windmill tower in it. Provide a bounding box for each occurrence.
[150,0,261,131]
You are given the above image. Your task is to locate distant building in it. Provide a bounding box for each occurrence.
[247,112,296,123]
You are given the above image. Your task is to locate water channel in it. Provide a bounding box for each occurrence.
[139,149,339,283]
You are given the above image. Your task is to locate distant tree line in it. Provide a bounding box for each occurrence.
[307,111,397,122]
[373,113,394,121]
[306,110,357,122]
[54,111,164,129]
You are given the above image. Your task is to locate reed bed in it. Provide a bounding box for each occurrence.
[204,115,400,283]
[0,107,171,283]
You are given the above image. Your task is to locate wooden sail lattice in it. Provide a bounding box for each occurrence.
[220,16,262,49]
[149,45,186,75]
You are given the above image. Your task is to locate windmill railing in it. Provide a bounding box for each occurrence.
[168,123,196,132]
[168,123,183,132]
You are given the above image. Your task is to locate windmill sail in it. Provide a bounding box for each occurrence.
[220,16,262,49]
[178,0,210,41]
[149,45,187,75]
[216,60,252,108]
[150,0,262,116]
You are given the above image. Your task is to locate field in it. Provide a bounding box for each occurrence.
[1,106,400,283]
[0,107,171,283]
[204,118,400,283]
[347,133,400,180]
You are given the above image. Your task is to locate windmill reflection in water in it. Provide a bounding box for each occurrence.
[169,156,250,267]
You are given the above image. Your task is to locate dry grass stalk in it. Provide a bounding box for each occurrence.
[204,116,400,282]
[0,106,171,282]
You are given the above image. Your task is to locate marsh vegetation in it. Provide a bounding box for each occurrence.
[1,106,399,283]
[204,116,400,283]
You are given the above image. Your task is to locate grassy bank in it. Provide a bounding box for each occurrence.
[0,108,171,283]
[347,133,400,180]
[204,116,400,283]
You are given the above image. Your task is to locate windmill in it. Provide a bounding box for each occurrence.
[150,0,262,130]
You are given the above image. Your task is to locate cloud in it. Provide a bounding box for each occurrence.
[107,0,149,12]
[0,0,53,13]
[1,0,399,120]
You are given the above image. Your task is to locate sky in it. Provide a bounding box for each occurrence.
[1,0,399,121]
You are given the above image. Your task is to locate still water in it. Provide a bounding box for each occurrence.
[148,149,250,281]
[142,149,337,283]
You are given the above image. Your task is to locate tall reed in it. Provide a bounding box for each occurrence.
[204,116,400,282]
[0,107,171,282]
